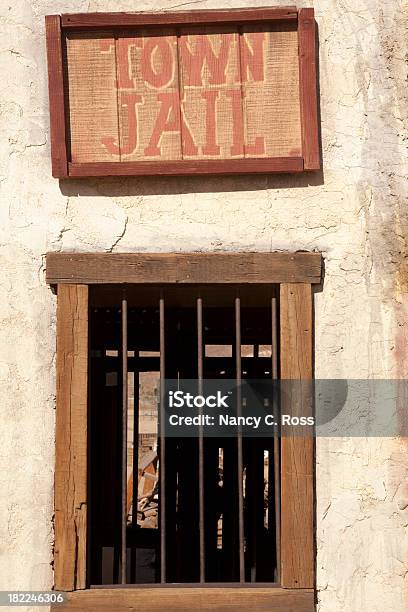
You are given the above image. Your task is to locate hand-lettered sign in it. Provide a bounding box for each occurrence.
[46,8,320,177]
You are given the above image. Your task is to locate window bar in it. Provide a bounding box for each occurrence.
[121,295,128,584]
[131,351,139,583]
[250,439,257,582]
[197,297,205,582]
[272,294,281,582]
[235,296,245,582]
[159,296,166,583]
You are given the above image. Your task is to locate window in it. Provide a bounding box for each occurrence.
[49,252,319,610]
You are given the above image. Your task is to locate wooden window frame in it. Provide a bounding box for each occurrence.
[45,7,320,179]
[48,251,320,611]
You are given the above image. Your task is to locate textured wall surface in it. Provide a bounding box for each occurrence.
[0,1,407,611]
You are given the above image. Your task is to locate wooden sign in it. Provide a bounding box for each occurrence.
[45,7,320,178]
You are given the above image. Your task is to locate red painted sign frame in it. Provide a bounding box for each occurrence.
[45,7,320,178]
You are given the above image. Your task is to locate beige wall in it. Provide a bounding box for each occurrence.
[0,1,407,610]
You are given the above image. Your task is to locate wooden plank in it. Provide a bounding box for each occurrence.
[240,24,301,158]
[52,587,314,611]
[280,283,314,588]
[116,31,182,161]
[178,27,243,159]
[68,157,304,176]
[298,9,320,170]
[55,285,88,590]
[45,16,68,178]
[61,8,298,29]
[66,33,119,162]
[46,252,322,285]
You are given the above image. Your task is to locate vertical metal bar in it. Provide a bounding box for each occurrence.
[250,439,257,582]
[272,294,281,582]
[159,297,166,583]
[121,296,128,584]
[235,296,245,582]
[131,351,139,583]
[197,297,205,582]
[132,357,139,529]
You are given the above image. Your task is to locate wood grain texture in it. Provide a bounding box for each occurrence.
[298,9,320,169]
[179,27,242,159]
[280,283,314,588]
[61,8,298,29]
[52,587,314,611]
[66,33,119,162]
[67,157,304,176]
[55,284,88,591]
[46,8,322,176]
[240,24,301,158]
[117,31,182,161]
[46,252,322,285]
[45,15,68,178]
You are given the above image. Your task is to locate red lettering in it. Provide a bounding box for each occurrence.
[226,89,265,155]
[116,39,134,89]
[99,40,114,53]
[144,92,197,157]
[180,35,233,86]
[225,89,244,156]
[141,38,174,88]
[110,38,176,90]
[116,38,143,89]
[99,39,135,88]
[144,93,179,156]
[245,135,265,156]
[180,109,199,157]
[101,92,143,156]
[99,34,266,159]
[201,91,220,155]
[239,33,265,82]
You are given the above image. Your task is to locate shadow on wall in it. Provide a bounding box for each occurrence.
[59,25,324,198]
[59,169,324,198]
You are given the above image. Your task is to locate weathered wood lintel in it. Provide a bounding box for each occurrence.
[52,587,314,611]
[46,252,322,285]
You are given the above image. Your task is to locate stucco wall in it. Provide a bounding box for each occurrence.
[0,0,407,610]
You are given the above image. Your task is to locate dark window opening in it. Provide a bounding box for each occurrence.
[88,284,280,586]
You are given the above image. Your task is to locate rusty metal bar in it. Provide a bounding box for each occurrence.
[159,296,166,583]
[131,350,139,583]
[121,296,128,584]
[235,296,245,582]
[272,294,281,582]
[197,297,205,582]
[250,439,257,582]
[132,358,140,527]
[132,359,139,530]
